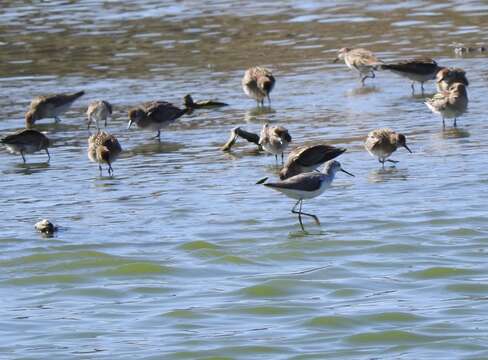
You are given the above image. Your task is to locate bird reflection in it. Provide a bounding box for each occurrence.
[368,167,409,183]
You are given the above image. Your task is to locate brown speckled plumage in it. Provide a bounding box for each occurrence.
[88,131,122,175]
[25,91,85,128]
[242,67,275,106]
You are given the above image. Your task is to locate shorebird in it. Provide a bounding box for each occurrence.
[454,46,486,56]
[279,144,346,180]
[425,83,468,127]
[365,128,412,167]
[380,57,441,94]
[259,160,354,231]
[128,101,188,140]
[88,131,122,175]
[86,100,113,130]
[1,129,50,163]
[436,67,469,92]
[25,91,85,128]
[242,66,275,106]
[334,48,383,86]
[221,123,291,163]
[183,94,228,111]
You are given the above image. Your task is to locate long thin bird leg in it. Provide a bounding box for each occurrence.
[108,161,113,176]
[454,118,457,127]
[267,94,271,106]
[442,117,446,128]
[98,164,102,176]
[281,152,284,165]
[379,159,385,168]
[411,82,415,95]
[298,200,320,225]
[275,154,278,164]
[45,149,50,162]
[386,159,399,164]
[291,199,305,231]
[154,130,161,141]
[20,150,26,163]
[421,82,425,95]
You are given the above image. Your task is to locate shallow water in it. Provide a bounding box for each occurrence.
[1,1,488,359]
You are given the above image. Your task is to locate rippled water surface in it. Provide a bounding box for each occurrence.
[2,1,488,359]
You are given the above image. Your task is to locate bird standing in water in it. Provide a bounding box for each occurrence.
[260,161,354,231]
[25,91,85,128]
[242,66,275,106]
[128,101,188,141]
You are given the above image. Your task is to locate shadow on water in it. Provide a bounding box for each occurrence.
[9,160,51,175]
[346,85,381,97]
[368,166,409,183]
[440,127,470,139]
[124,140,184,157]
[243,107,276,123]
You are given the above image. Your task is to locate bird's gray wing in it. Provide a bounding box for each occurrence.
[265,172,322,192]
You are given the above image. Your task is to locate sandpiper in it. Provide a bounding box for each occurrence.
[183,94,228,110]
[365,128,412,167]
[334,48,383,86]
[25,91,85,128]
[436,67,469,92]
[380,57,441,94]
[454,46,486,56]
[259,160,354,231]
[259,123,292,163]
[242,66,275,106]
[425,83,468,127]
[1,129,50,163]
[221,123,291,163]
[86,100,113,130]
[279,144,346,180]
[128,101,188,140]
[88,131,122,175]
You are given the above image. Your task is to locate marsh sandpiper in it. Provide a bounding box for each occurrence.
[334,48,383,86]
[1,129,50,163]
[260,160,354,231]
[25,91,85,128]
[365,128,412,167]
[88,131,122,176]
[242,66,275,106]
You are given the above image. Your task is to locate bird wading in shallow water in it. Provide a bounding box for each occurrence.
[435,67,469,92]
[425,83,468,128]
[1,129,51,163]
[88,131,122,176]
[334,48,384,86]
[279,144,346,180]
[221,123,291,164]
[86,100,113,130]
[380,57,441,95]
[365,128,412,167]
[259,160,354,231]
[25,91,85,128]
[242,66,275,106]
[128,101,189,141]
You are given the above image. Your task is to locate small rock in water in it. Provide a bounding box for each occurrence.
[35,219,58,236]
